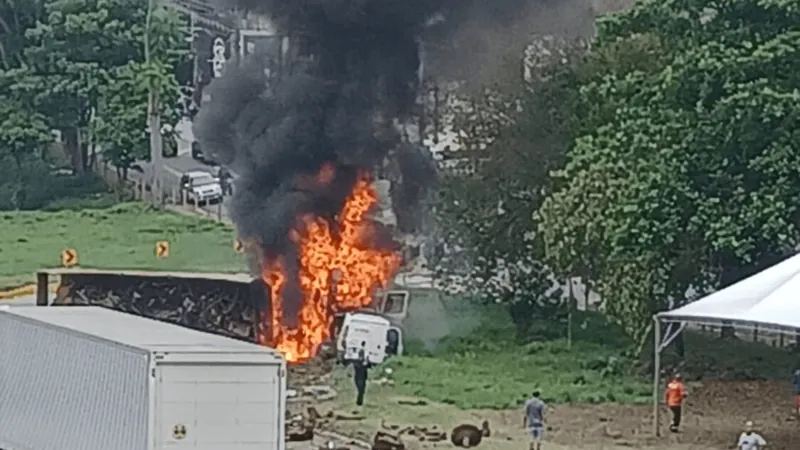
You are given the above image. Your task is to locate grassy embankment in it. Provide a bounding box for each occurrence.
[333,293,797,410]
[0,202,246,288]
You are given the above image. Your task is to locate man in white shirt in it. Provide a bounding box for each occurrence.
[737,421,766,450]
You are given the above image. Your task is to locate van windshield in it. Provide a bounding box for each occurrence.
[383,293,406,313]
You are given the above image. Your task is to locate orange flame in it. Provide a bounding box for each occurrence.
[260,172,401,363]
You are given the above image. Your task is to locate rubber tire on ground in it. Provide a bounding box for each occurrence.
[451,424,482,448]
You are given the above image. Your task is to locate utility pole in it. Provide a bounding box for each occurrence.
[145,0,164,206]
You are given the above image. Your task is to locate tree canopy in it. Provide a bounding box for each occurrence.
[432,0,800,345]
[537,0,800,342]
[0,0,187,209]
[432,42,584,336]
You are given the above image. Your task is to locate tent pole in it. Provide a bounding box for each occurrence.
[652,315,661,437]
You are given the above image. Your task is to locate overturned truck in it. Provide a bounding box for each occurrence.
[34,268,415,352]
[36,268,268,343]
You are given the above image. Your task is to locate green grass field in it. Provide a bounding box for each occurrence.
[372,308,652,409]
[0,202,247,288]
[364,302,798,410]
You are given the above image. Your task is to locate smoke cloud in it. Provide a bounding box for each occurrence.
[194,0,594,325]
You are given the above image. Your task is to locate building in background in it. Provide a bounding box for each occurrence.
[168,0,287,111]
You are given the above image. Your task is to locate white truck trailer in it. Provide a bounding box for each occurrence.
[0,305,286,450]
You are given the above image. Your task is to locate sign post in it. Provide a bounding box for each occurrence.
[61,249,78,267]
[234,238,244,253]
[156,241,169,259]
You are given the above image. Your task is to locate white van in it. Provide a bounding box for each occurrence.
[336,311,403,365]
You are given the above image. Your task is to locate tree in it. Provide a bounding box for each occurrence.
[432,42,582,337]
[93,62,151,174]
[537,0,800,344]
[94,3,186,176]
[0,97,52,209]
[14,0,186,172]
[0,0,43,69]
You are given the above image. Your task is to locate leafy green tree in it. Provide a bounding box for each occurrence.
[96,2,186,171]
[13,0,186,172]
[538,0,800,343]
[0,97,52,209]
[93,62,151,174]
[433,49,581,336]
[0,0,43,68]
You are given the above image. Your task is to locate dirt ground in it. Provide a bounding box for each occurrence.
[289,365,800,450]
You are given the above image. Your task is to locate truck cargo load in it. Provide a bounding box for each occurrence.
[0,305,286,450]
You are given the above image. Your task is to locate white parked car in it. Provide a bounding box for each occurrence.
[179,171,223,205]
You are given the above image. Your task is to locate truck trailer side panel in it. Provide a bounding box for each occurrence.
[155,360,284,450]
[0,312,150,450]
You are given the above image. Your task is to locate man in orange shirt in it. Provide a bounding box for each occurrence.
[666,373,687,433]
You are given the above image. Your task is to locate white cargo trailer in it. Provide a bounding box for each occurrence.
[0,305,286,450]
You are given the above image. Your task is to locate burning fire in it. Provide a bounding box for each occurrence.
[259,171,401,363]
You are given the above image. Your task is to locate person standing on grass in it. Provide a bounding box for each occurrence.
[665,373,686,433]
[737,421,766,450]
[792,368,800,417]
[353,341,369,406]
[523,390,545,450]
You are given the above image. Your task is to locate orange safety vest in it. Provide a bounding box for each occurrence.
[665,381,685,407]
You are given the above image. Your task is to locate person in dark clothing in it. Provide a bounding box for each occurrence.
[353,341,369,406]
[217,167,233,196]
[792,368,800,417]
[386,329,399,356]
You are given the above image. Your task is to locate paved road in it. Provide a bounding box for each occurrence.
[1,295,46,306]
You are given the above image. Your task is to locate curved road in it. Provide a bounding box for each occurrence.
[0,294,49,307]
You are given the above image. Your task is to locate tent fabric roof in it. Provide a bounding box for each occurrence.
[657,253,800,332]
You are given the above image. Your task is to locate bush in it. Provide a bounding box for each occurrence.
[0,159,110,211]
[40,193,118,211]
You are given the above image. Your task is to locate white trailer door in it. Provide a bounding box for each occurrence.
[154,361,284,450]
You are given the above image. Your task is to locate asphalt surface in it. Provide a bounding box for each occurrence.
[1,295,38,306]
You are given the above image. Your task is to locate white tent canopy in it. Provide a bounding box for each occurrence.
[650,252,800,436]
[657,252,800,332]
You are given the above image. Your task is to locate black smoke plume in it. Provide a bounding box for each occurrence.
[194,0,593,327]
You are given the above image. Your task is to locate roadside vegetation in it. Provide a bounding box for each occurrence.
[383,310,650,409]
[333,305,797,410]
[1,0,187,200]
[424,0,800,409]
[0,202,245,288]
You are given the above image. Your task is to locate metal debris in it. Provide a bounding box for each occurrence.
[399,425,446,442]
[302,385,338,402]
[286,408,317,441]
[372,431,404,450]
[320,441,350,450]
[335,411,366,421]
[397,399,427,406]
[380,420,446,442]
